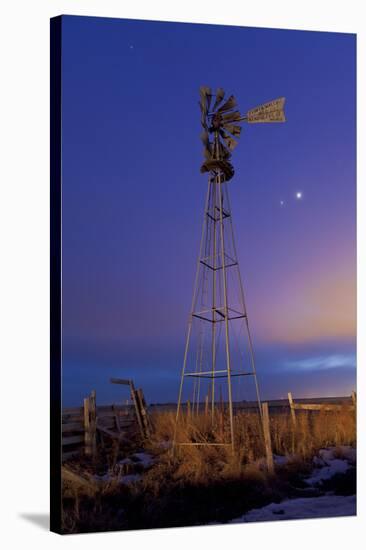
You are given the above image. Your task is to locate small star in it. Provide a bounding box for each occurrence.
[280,200,285,206]
[296,191,303,200]
[129,45,134,49]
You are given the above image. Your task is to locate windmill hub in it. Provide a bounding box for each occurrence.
[211,113,223,130]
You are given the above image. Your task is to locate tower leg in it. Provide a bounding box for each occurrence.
[173,319,193,452]
[173,179,211,451]
[211,180,217,425]
[218,175,235,452]
[223,184,263,423]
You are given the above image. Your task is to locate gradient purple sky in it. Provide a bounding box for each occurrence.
[60,16,356,406]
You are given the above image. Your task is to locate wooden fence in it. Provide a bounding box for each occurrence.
[287,391,356,425]
[259,391,356,472]
[62,389,356,467]
[62,383,150,462]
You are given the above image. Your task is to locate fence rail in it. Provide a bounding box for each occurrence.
[149,394,355,415]
[287,391,356,426]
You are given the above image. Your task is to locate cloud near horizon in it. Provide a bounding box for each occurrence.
[283,353,356,372]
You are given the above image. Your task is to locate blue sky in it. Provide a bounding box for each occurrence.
[60,16,356,406]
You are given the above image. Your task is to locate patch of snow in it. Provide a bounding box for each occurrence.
[93,470,142,485]
[132,452,155,468]
[305,446,355,486]
[313,456,325,467]
[118,458,133,466]
[306,459,350,486]
[340,446,356,463]
[318,448,336,463]
[230,495,356,523]
[318,447,356,465]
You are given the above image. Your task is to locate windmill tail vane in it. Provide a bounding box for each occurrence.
[199,86,286,181]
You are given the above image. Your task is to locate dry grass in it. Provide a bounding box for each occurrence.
[61,407,356,533]
[150,405,355,469]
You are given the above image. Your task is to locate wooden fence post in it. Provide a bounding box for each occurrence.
[137,388,150,437]
[262,402,274,474]
[130,382,145,437]
[89,390,97,459]
[84,396,91,456]
[84,391,97,459]
[288,392,297,427]
[351,391,357,408]
[186,400,191,420]
[112,404,121,433]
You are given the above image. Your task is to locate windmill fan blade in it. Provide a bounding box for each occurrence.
[217,94,237,113]
[203,145,213,160]
[199,102,208,129]
[200,131,209,147]
[220,130,238,152]
[200,159,234,179]
[199,85,212,113]
[212,87,225,111]
[222,123,242,137]
[218,140,232,160]
[221,111,242,123]
[247,97,286,123]
[199,85,211,100]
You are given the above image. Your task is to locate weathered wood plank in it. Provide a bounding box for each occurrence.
[288,392,296,426]
[293,403,354,411]
[131,388,145,437]
[262,402,274,474]
[351,391,356,407]
[96,424,127,441]
[97,405,118,413]
[96,410,135,419]
[62,422,84,433]
[110,378,131,386]
[136,388,150,437]
[62,416,83,424]
[62,434,84,446]
[99,419,135,430]
[95,417,115,429]
[89,390,97,459]
[63,407,83,415]
[113,404,121,433]
[64,404,133,414]
[84,396,91,456]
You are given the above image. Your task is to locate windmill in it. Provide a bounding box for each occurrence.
[173,87,286,452]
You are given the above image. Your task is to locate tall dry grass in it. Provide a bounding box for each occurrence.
[149,405,356,479]
[61,406,356,533]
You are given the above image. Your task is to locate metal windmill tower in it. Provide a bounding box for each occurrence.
[173,87,286,452]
